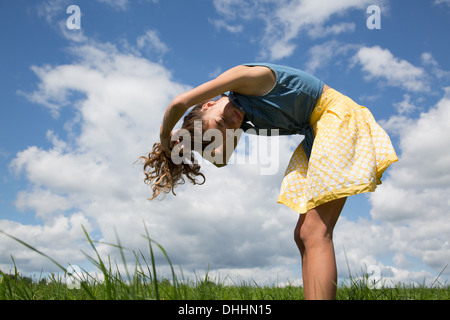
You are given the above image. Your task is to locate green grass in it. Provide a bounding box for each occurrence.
[0,226,448,300]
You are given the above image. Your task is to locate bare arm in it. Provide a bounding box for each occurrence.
[160,65,276,157]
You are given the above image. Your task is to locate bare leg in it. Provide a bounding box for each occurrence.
[294,197,346,300]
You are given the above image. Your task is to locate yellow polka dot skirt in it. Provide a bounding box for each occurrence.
[277,89,398,214]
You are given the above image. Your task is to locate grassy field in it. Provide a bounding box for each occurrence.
[0,227,448,300]
[1,272,449,300]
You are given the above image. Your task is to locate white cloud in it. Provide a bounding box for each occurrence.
[15,188,71,220]
[211,0,383,60]
[303,40,359,74]
[307,22,356,39]
[209,18,244,34]
[136,29,169,60]
[95,0,130,11]
[265,0,376,60]
[421,52,450,80]
[0,214,92,273]
[353,46,430,92]
[393,94,419,115]
[434,0,450,7]
[334,216,443,285]
[367,87,450,278]
[37,0,70,24]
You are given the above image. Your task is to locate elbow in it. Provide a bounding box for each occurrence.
[168,94,191,112]
[170,97,188,110]
[171,92,199,110]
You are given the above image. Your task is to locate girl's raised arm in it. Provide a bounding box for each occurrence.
[159,65,276,156]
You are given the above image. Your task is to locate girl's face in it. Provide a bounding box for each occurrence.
[201,96,245,135]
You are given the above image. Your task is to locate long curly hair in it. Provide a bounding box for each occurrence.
[139,104,209,200]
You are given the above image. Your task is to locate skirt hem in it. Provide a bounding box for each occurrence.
[277,182,375,214]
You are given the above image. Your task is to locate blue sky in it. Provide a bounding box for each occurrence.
[1,0,449,286]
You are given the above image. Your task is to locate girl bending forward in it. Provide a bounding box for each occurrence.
[140,63,398,300]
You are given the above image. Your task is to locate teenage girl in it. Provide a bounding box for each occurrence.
[140,63,398,299]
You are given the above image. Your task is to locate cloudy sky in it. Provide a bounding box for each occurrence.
[1,0,449,286]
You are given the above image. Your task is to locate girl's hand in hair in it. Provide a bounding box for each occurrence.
[160,129,181,158]
[169,129,182,149]
[160,134,172,158]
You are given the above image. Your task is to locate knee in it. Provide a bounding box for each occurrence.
[295,220,333,250]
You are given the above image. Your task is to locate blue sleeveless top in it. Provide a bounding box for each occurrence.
[228,63,324,159]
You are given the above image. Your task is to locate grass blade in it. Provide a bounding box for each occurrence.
[0,229,67,273]
[143,223,160,300]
